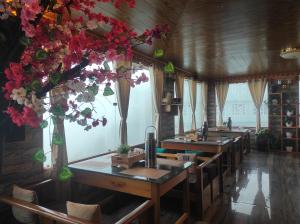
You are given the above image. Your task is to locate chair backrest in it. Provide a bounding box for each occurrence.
[66,201,101,223]
[12,185,39,224]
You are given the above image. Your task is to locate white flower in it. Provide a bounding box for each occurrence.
[10,87,27,105]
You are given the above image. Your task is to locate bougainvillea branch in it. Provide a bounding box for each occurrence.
[0,0,169,130]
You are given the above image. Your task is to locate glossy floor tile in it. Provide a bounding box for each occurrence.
[210,151,300,224]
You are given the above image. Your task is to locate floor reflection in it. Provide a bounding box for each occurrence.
[213,152,300,224]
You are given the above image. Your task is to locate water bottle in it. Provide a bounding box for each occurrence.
[145,126,157,168]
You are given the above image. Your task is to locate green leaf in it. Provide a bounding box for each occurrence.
[58,166,73,182]
[103,61,111,71]
[33,149,46,163]
[164,62,175,74]
[50,73,61,85]
[87,84,99,96]
[52,134,64,145]
[50,105,65,117]
[35,49,48,60]
[154,49,164,58]
[103,85,114,96]
[31,80,42,92]
[51,116,57,125]
[117,65,127,74]
[40,120,48,129]
[19,36,31,46]
[49,30,55,41]
[80,108,92,117]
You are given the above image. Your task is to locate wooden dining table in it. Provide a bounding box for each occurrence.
[208,127,251,156]
[68,153,192,224]
[160,136,233,193]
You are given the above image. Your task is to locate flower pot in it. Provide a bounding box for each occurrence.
[286,110,294,116]
[286,122,293,127]
[286,132,293,139]
[286,146,293,152]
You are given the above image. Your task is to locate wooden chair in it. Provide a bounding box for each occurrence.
[231,136,242,172]
[157,152,223,219]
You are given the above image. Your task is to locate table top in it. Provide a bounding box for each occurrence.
[68,153,192,184]
[161,136,232,146]
[208,127,250,134]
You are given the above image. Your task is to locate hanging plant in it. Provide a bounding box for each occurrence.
[1,0,170,131]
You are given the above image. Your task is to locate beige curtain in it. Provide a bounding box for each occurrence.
[50,90,70,202]
[201,82,208,124]
[115,60,132,145]
[248,79,267,131]
[215,82,229,126]
[176,75,184,135]
[189,80,197,130]
[150,65,164,141]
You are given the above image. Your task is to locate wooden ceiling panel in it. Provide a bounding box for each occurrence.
[94,0,300,78]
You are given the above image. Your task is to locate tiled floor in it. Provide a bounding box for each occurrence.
[208,151,300,224]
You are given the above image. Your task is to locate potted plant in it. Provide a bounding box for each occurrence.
[117,144,131,155]
[255,128,271,151]
[285,131,293,139]
[285,117,294,127]
[286,105,294,117]
[285,141,294,152]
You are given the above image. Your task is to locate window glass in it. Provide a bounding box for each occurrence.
[127,67,154,145]
[64,62,121,162]
[183,79,192,132]
[216,82,268,127]
[195,83,203,128]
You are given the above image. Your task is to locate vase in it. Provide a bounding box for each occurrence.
[286,146,293,152]
[286,122,293,127]
[286,110,294,116]
[286,132,293,138]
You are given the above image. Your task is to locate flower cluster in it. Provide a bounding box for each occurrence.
[1,0,169,130]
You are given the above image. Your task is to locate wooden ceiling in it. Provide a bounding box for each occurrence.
[97,0,300,79]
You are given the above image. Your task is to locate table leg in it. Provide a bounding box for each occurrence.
[219,155,224,194]
[151,184,160,224]
[183,170,190,222]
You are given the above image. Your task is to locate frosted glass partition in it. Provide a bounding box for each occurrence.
[127,68,154,145]
[183,79,192,132]
[216,82,268,127]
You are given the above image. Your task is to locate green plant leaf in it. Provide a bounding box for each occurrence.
[31,80,42,92]
[103,85,114,96]
[154,49,164,58]
[103,61,111,71]
[58,166,73,182]
[33,149,46,163]
[50,105,65,117]
[164,62,175,74]
[52,134,64,145]
[87,84,99,96]
[80,108,92,117]
[50,72,61,85]
[35,49,48,60]
[40,120,48,129]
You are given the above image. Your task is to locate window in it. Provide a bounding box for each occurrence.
[195,83,203,128]
[64,62,121,162]
[127,67,154,145]
[216,82,268,127]
[183,79,193,132]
